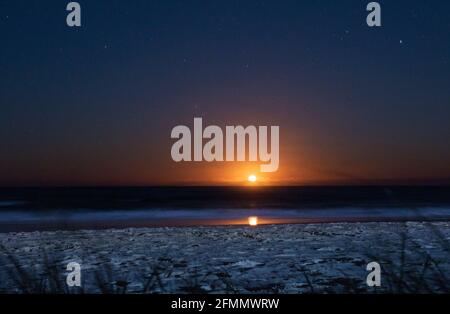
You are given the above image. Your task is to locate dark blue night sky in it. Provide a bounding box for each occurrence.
[1,0,449,185]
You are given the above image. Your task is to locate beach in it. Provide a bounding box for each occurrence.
[1,221,450,293]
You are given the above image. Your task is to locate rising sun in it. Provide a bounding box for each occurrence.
[248,174,257,183]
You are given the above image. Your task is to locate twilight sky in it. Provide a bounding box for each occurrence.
[0,0,449,186]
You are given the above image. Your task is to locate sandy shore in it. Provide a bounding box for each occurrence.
[1,222,450,293]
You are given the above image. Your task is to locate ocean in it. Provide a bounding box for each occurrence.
[0,186,450,232]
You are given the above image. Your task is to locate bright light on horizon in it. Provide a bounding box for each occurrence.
[248,216,258,226]
[248,174,257,183]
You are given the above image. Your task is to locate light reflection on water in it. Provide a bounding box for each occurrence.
[0,207,450,232]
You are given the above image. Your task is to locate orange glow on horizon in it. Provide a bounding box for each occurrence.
[248,174,257,183]
[248,216,258,226]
